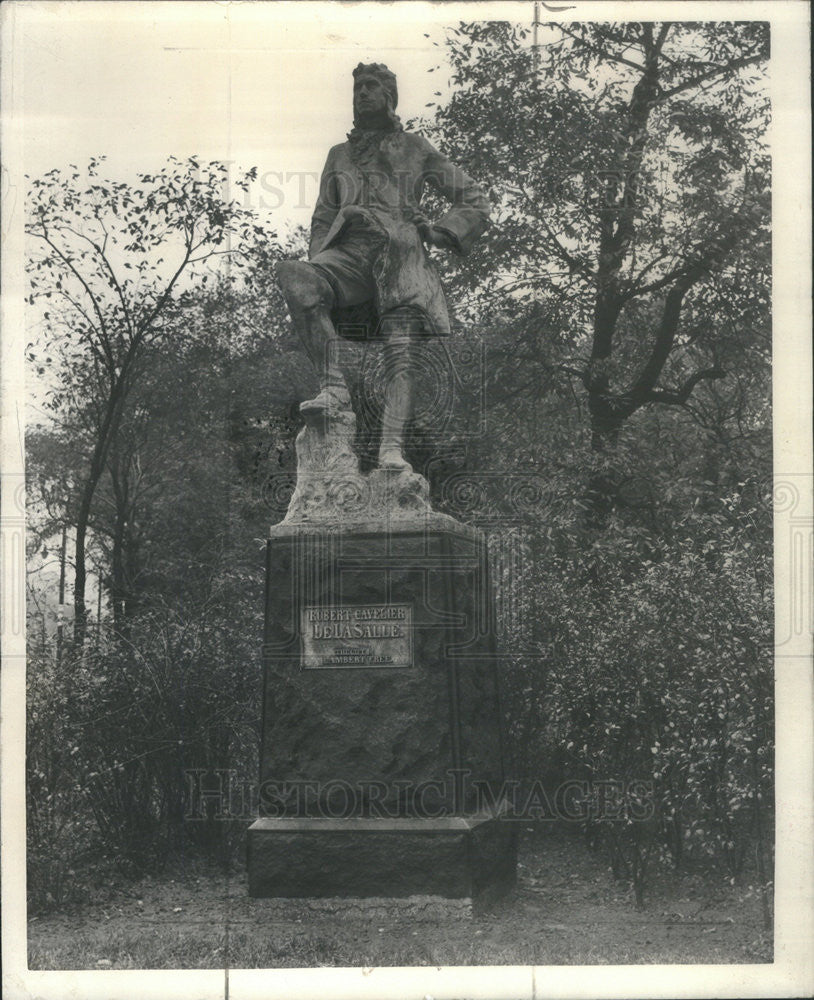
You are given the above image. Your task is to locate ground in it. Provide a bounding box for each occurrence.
[28,827,772,969]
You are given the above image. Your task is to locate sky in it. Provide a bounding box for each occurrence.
[14,1,535,229]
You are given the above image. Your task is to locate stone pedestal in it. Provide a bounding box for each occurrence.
[247,516,517,902]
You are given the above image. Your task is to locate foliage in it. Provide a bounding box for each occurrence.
[414,24,773,906]
[420,20,770,523]
[26,641,98,909]
[496,460,772,908]
[26,589,261,910]
[26,156,273,642]
[26,245,300,906]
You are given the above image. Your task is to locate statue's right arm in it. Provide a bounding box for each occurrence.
[309,149,341,259]
[419,138,490,255]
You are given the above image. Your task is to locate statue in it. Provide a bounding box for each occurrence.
[276,62,490,476]
[252,66,516,902]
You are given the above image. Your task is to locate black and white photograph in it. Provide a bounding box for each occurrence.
[1,2,811,998]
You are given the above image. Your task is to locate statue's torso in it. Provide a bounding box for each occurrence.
[326,131,429,223]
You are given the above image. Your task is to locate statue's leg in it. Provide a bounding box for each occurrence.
[275,260,350,414]
[378,320,414,473]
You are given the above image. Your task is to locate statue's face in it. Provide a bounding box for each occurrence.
[353,73,388,119]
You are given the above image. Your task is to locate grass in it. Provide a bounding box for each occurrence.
[27,827,772,969]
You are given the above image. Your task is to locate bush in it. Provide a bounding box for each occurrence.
[27,644,100,910]
[496,481,773,910]
[27,585,261,911]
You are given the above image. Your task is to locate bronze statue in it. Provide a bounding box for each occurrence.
[276,62,490,473]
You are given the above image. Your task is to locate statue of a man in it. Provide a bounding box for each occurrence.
[276,62,490,473]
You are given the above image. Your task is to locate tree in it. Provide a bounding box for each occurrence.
[26,156,265,643]
[421,20,770,526]
[413,22,773,903]
[24,267,298,889]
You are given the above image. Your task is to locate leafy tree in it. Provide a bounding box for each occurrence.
[416,20,773,906]
[26,157,265,643]
[25,271,295,894]
[421,20,770,525]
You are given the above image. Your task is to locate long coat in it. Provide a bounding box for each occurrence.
[309,130,490,338]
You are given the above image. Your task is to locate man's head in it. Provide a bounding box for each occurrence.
[352,63,398,126]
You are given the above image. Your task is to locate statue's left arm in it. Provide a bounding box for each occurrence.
[420,139,491,254]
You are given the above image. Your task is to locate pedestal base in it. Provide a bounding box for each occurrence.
[250,518,517,903]
[247,814,516,903]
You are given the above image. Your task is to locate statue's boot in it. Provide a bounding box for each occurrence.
[378,334,413,473]
[300,382,352,417]
[379,444,412,472]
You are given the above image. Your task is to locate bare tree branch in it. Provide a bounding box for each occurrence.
[28,222,115,368]
[646,367,727,404]
[558,24,646,73]
[658,51,765,102]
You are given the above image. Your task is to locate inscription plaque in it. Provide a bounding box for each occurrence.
[301,604,413,669]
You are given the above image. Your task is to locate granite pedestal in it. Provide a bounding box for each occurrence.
[247,514,516,902]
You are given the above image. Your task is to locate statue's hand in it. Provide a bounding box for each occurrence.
[414,215,457,251]
[424,226,457,250]
[342,206,368,227]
